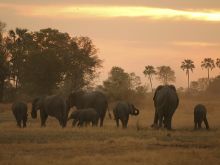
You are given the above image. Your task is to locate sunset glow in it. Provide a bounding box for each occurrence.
[1,3,220,22]
[30,6,220,22]
[0,1,220,87]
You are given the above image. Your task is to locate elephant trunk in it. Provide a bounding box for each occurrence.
[133,109,140,116]
[67,116,72,121]
[31,109,37,119]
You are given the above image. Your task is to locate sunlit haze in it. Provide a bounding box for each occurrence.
[0,0,219,88]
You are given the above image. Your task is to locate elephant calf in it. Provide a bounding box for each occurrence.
[68,108,99,127]
[113,101,139,128]
[12,101,28,128]
[194,104,209,130]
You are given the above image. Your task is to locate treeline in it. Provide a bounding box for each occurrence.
[1,21,219,102]
[0,22,101,101]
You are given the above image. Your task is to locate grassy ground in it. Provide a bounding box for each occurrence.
[0,97,220,165]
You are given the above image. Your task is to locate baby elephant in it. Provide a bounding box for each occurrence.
[68,108,99,127]
[12,101,28,128]
[194,104,209,130]
[113,101,139,128]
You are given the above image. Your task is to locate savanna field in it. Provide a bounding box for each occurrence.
[0,96,219,165]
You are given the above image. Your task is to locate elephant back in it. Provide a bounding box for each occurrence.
[73,91,108,115]
[194,104,207,119]
[43,95,68,121]
[113,101,130,117]
[154,85,179,113]
[12,101,28,117]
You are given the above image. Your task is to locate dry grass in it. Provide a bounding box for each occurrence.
[0,97,220,165]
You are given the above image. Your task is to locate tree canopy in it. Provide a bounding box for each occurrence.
[1,26,102,100]
[156,66,176,85]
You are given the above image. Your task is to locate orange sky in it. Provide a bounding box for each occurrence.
[0,0,219,88]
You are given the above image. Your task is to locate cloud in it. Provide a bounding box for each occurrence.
[172,41,220,47]
[1,3,220,22]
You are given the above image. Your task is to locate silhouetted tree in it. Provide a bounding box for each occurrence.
[207,75,220,95]
[180,59,195,90]
[156,66,176,85]
[0,21,9,101]
[201,58,215,84]
[103,67,130,100]
[63,36,102,92]
[103,67,147,100]
[216,58,220,69]
[6,28,31,90]
[4,27,102,97]
[143,65,156,92]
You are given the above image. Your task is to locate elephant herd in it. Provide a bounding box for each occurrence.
[10,85,210,130]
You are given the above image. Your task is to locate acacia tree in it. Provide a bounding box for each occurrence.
[143,65,156,92]
[180,59,195,90]
[156,66,176,85]
[103,66,130,100]
[201,58,215,84]
[103,66,147,100]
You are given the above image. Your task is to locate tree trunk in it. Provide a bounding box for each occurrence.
[149,75,153,92]
[187,72,190,91]
[0,80,4,102]
[208,68,210,85]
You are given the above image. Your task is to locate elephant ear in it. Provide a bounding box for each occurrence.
[153,85,164,101]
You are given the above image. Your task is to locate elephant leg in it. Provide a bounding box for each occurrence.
[166,117,172,130]
[22,117,27,128]
[121,118,127,129]
[158,113,163,128]
[203,117,209,130]
[119,118,124,128]
[151,111,158,128]
[194,121,198,130]
[16,118,22,128]
[115,118,119,128]
[99,116,104,127]
[92,119,98,127]
[40,112,48,127]
[198,121,202,129]
[72,119,78,127]
[78,120,84,127]
[124,116,129,128]
[59,119,64,128]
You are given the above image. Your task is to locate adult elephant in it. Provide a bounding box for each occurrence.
[67,91,110,127]
[152,85,179,130]
[31,95,68,128]
[113,101,139,128]
[12,101,28,128]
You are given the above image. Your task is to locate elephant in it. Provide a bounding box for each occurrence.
[68,108,99,127]
[152,85,179,130]
[67,91,110,127]
[194,104,209,130]
[12,101,28,128]
[113,101,139,128]
[31,95,69,128]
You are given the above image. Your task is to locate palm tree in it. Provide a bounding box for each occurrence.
[216,58,220,69]
[143,65,156,92]
[180,59,195,90]
[201,58,215,84]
